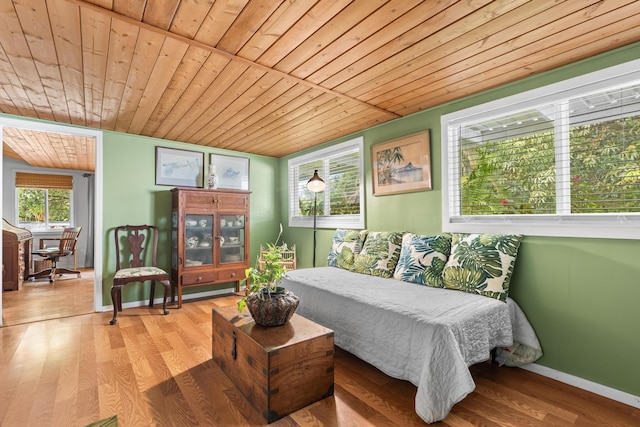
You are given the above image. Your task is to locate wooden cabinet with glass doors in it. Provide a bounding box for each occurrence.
[170,188,250,308]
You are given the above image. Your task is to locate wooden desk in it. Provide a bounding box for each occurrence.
[212,305,334,423]
[2,219,33,291]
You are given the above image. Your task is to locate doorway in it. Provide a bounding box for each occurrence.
[0,117,103,327]
[2,269,95,324]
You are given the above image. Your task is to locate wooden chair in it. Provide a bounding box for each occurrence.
[30,227,82,283]
[110,225,170,325]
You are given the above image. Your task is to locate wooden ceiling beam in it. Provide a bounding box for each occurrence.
[69,0,400,121]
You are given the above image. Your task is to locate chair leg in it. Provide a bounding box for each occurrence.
[149,280,156,308]
[161,280,170,316]
[55,267,81,278]
[47,257,60,283]
[110,286,123,325]
[28,267,54,281]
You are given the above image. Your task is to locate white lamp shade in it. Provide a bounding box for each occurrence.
[306,170,326,192]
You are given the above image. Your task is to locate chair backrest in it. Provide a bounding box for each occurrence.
[258,244,296,271]
[114,225,159,271]
[58,227,82,253]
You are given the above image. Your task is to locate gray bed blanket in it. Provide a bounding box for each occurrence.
[280,267,541,423]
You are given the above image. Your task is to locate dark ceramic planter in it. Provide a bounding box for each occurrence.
[246,287,300,327]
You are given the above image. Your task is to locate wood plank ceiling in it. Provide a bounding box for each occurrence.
[2,0,640,171]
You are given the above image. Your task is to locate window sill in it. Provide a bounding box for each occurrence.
[290,214,363,230]
[443,214,640,240]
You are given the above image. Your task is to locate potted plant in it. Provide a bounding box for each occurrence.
[237,224,299,326]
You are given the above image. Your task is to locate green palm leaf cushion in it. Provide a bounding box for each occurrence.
[442,233,523,301]
[326,229,368,270]
[393,233,452,287]
[353,231,405,278]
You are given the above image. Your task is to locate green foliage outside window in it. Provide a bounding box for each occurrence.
[461,116,640,215]
[290,138,363,227]
[571,118,640,213]
[298,170,360,216]
[328,170,360,215]
[18,188,46,221]
[461,132,556,215]
[299,189,324,216]
[18,188,71,227]
[298,152,360,217]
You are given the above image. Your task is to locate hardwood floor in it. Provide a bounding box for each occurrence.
[0,294,638,426]
[2,269,94,325]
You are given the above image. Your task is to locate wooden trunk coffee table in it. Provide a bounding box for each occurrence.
[212,305,334,423]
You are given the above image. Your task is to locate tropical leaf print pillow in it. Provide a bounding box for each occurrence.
[393,233,452,287]
[353,231,405,278]
[326,229,368,270]
[442,233,523,301]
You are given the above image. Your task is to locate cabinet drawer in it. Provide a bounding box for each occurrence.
[218,268,244,281]
[182,271,218,286]
[217,194,248,210]
[183,193,248,210]
[185,193,217,209]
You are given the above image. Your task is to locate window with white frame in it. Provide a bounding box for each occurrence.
[442,59,640,240]
[288,137,364,229]
[16,172,73,232]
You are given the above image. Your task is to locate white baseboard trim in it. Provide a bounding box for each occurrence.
[519,363,640,409]
[100,288,234,312]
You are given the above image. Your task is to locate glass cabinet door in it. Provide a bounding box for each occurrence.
[219,214,246,264]
[185,214,214,266]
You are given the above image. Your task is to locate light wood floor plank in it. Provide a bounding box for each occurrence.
[1,290,639,426]
[2,269,94,326]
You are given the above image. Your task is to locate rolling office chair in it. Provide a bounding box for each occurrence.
[30,227,82,283]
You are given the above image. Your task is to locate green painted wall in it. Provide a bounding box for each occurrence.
[102,132,280,305]
[278,43,640,397]
[2,39,638,401]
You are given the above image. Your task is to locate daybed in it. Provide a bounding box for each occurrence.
[279,230,542,424]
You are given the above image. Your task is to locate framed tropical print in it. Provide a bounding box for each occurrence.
[371,131,432,196]
[155,146,204,187]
